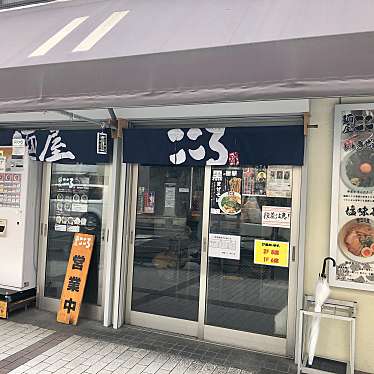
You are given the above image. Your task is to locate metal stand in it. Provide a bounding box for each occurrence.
[297,296,356,374]
[0,288,36,319]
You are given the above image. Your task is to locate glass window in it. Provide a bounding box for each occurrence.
[206,166,293,337]
[131,166,204,321]
[44,164,109,306]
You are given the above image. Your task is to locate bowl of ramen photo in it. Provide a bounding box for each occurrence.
[338,218,374,263]
[218,192,241,215]
[341,149,374,191]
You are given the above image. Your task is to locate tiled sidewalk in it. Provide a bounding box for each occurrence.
[0,321,54,362]
[0,309,297,374]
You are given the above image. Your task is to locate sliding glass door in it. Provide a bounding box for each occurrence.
[126,164,301,356]
[38,163,111,320]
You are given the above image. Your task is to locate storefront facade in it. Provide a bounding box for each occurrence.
[117,114,305,357]
[1,98,374,372]
[0,1,374,372]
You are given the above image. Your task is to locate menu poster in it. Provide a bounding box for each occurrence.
[266,166,292,198]
[54,176,90,233]
[137,187,145,213]
[0,173,21,208]
[209,233,241,260]
[242,166,267,196]
[143,191,155,214]
[164,185,176,208]
[330,105,374,291]
[210,169,242,215]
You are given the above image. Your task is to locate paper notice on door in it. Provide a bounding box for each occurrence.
[254,239,289,267]
[209,233,241,260]
[266,166,292,198]
[262,206,291,228]
[165,186,176,208]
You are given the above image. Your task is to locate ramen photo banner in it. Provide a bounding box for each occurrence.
[329,104,374,291]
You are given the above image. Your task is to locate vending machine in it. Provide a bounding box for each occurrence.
[0,144,41,292]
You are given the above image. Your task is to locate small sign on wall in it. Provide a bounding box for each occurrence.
[57,233,95,325]
[12,138,25,157]
[254,239,289,267]
[262,206,291,228]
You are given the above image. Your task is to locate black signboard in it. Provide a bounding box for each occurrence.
[0,129,112,164]
[123,126,304,166]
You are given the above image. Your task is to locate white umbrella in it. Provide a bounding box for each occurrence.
[307,257,336,366]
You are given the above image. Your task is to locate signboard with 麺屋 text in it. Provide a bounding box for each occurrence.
[57,233,95,325]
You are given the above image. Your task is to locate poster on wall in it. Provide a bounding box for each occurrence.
[54,176,90,233]
[210,169,242,215]
[143,192,155,214]
[330,105,374,291]
[164,185,176,208]
[0,148,22,208]
[266,166,293,198]
[242,167,267,196]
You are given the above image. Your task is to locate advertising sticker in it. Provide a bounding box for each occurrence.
[57,233,95,325]
[266,166,292,198]
[330,105,374,291]
[254,240,289,267]
[143,191,155,214]
[210,168,242,215]
[242,166,267,196]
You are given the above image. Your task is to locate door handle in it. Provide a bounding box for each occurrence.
[41,223,48,237]
[291,246,296,262]
[130,230,134,245]
[203,237,208,253]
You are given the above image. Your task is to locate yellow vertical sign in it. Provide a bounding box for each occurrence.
[57,233,95,325]
[254,239,289,267]
[0,301,7,319]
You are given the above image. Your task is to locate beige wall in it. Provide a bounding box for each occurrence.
[305,98,374,373]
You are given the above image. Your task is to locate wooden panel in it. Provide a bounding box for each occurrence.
[57,233,95,325]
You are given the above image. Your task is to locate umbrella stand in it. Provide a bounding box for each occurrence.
[307,257,336,367]
[297,295,356,374]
